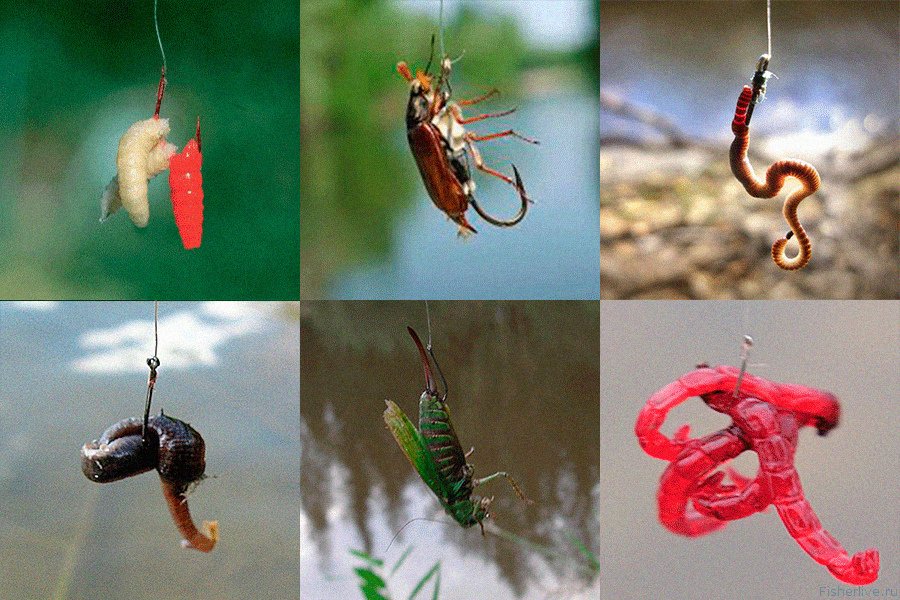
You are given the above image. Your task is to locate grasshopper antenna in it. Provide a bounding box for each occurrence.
[384,517,454,555]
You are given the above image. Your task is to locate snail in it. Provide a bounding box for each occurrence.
[81,411,218,552]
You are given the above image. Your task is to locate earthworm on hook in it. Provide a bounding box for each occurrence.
[730,85,820,270]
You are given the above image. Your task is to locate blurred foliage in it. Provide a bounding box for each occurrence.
[351,547,441,600]
[300,0,597,298]
[0,1,299,298]
[301,301,601,594]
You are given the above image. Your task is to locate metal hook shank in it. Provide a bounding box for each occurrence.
[469,165,530,227]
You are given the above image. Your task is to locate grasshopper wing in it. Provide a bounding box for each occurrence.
[384,400,449,500]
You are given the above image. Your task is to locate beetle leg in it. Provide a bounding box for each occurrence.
[450,103,516,125]
[463,139,530,227]
[468,169,530,227]
[429,91,446,118]
[468,129,539,145]
[456,88,500,106]
[464,138,515,186]
[473,471,533,504]
[464,446,475,458]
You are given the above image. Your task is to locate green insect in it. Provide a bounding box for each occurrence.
[383,326,532,535]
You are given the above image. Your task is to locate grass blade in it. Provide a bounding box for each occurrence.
[565,532,600,574]
[390,545,414,576]
[431,568,441,600]
[350,548,385,568]
[353,566,389,600]
[407,561,440,600]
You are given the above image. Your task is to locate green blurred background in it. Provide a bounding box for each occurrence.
[301,0,600,300]
[0,1,299,299]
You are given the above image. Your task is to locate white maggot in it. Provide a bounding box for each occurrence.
[100,117,177,227]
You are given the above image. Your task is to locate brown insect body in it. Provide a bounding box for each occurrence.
[398,55,534,236]
[407,114,477,234]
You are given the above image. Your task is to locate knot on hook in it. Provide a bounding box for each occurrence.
[147,357,161,370]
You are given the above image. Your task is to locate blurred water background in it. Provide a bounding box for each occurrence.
[0,301,300,599]
[300,301,600,598]
[301,0,600,299]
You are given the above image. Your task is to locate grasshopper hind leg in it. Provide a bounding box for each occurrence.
[474,471,534,505]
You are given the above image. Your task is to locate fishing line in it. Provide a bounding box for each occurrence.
[142,300,161,440]
[423,300,449,397]
[152,300,159,358]
[154,0,167,72]
[766,0,772,58]
[425,300,433,349]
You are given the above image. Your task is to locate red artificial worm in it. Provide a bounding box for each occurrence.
[636,365,879,585]
[168,117,204,249]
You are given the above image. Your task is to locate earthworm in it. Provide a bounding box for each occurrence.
[730,85,820,270]
[160,478,219,552]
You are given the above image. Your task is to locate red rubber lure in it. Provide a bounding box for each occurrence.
[168,117,204,250]
[636,364,879,585]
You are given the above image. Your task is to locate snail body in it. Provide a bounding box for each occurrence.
[81,411,218,552]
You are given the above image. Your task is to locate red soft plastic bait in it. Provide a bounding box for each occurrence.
[168,118,204,250]
[636,364,879,585]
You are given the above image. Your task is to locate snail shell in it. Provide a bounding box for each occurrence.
[81,411,217,552]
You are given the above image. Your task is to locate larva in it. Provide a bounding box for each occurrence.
[100,117,177,227]
[168,118,204,249]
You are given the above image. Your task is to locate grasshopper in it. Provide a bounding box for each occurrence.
[384,327,531,534]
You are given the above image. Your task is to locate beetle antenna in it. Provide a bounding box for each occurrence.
[424,34,436,76]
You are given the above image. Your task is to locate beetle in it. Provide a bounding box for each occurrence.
[383,326,531,534]
[397,43,537,236]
